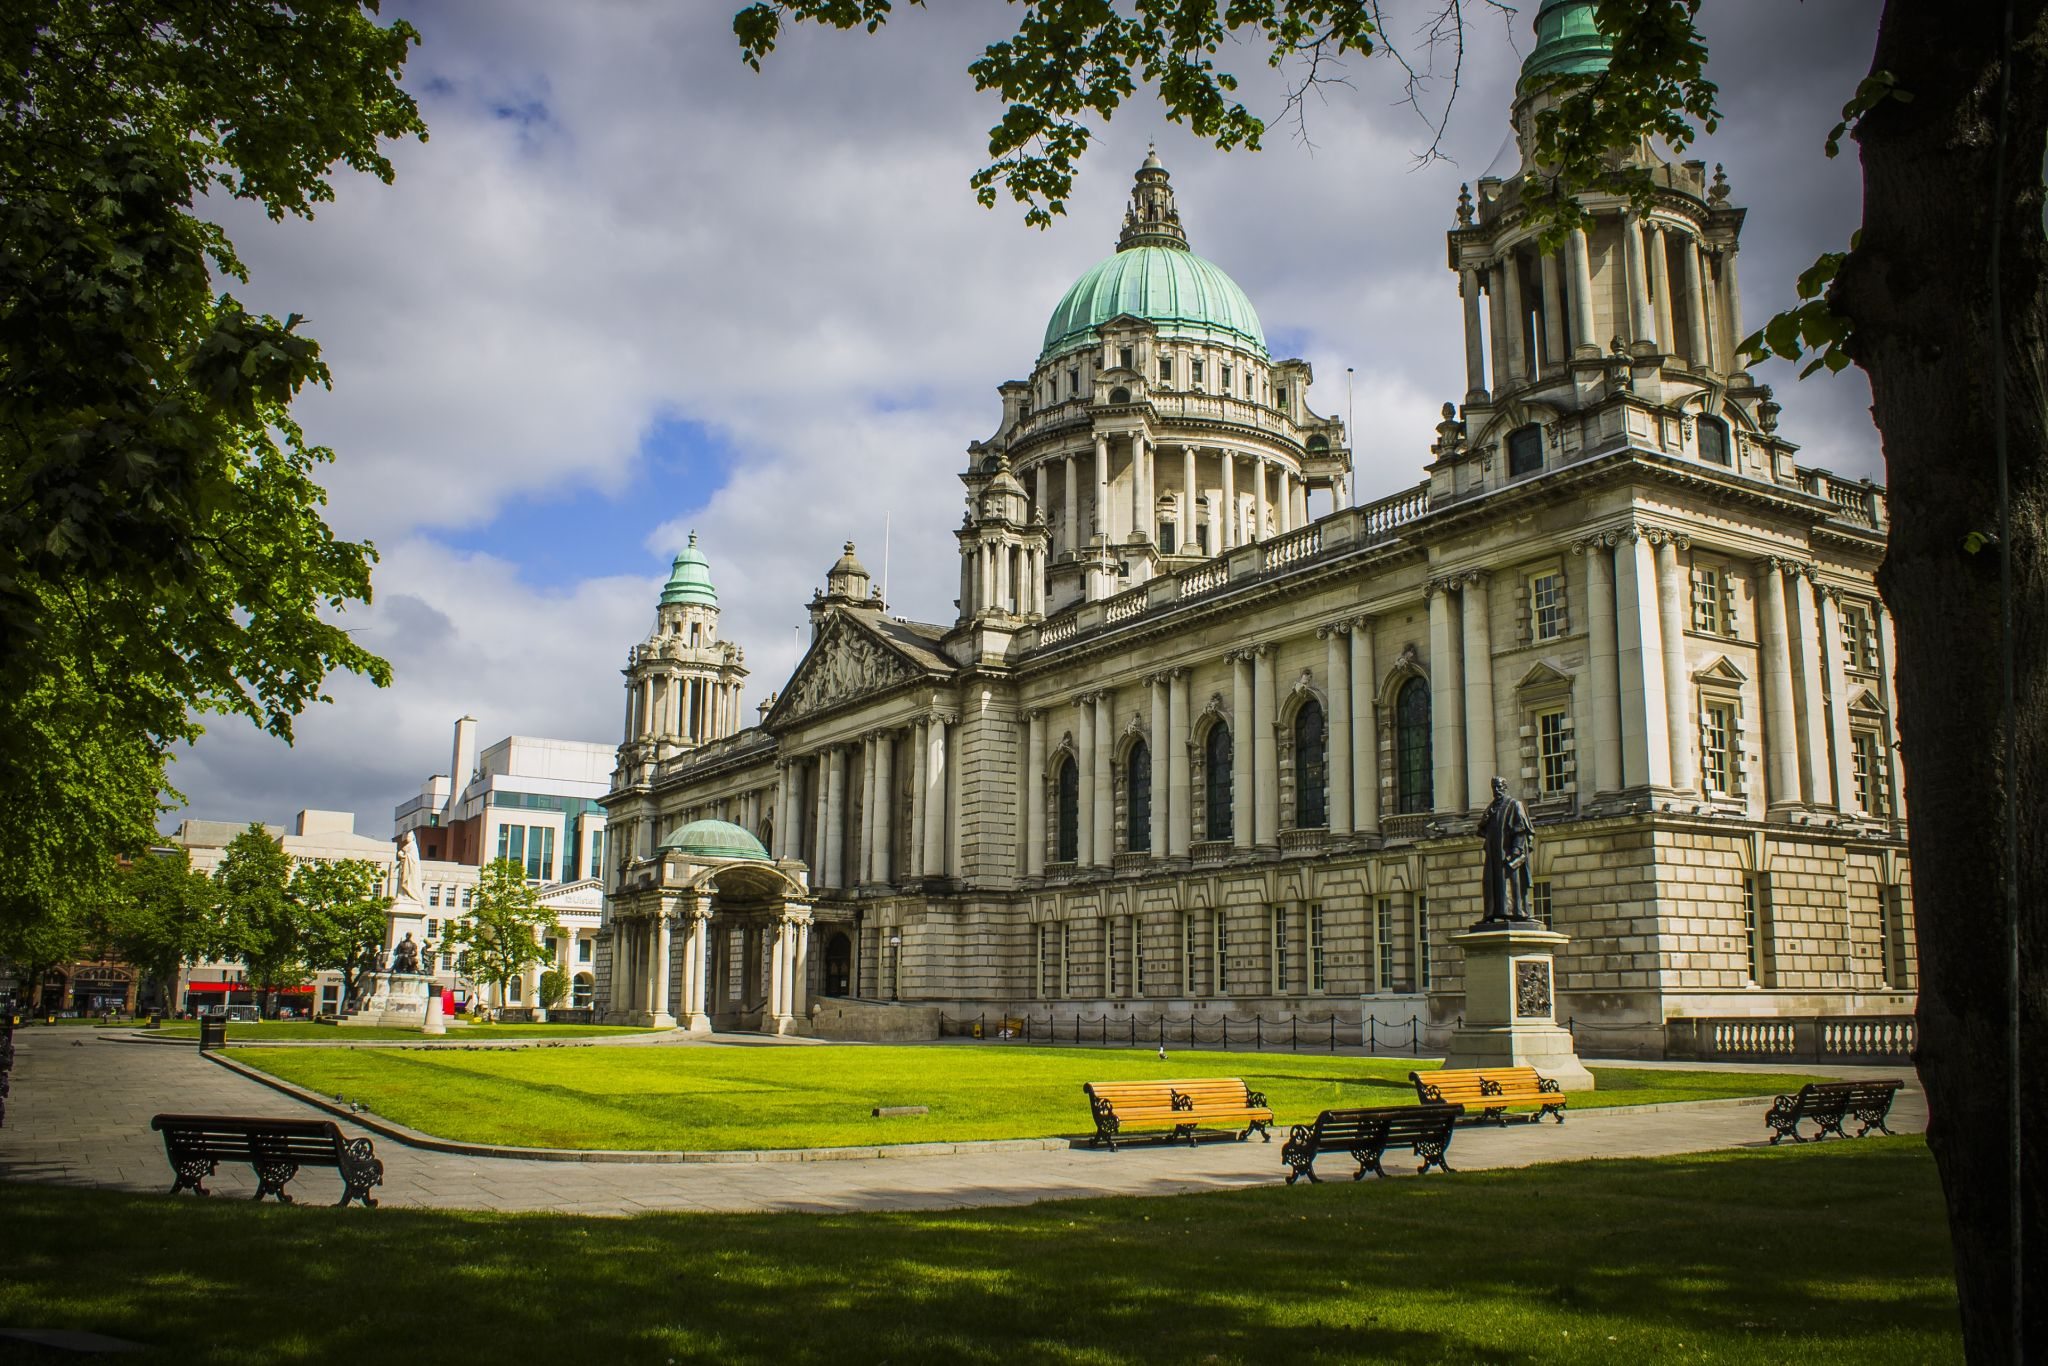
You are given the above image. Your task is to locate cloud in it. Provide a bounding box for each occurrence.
[168,0,1887,835]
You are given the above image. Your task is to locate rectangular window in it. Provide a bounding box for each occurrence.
[1742,874,1762,985]
[1068,367,1079,396]
[1221,363,1233,392]
[461,887,474,909]
[1191,358,1204,386]
[578,938,592,964]
[1130,918,1143,998]
[1842,603,1878,674]
[1211,909,1227,996]
[502,825,525,872]
[1853,730,1890,815]
[1275,385,1288,408]
[427,918,440,939]
[1036,924,1049,999]
[1530,572,1566,640]
[543,937,557,959]
[1119,346,1133,371]
[1375,898,1394,992]
[1537,709,1571,795]
[1531,881,1553,930]
[1703,702,1735,795]
[726,927,745,1002]
[1309,904,1326,993]
[1270,906,1287,995]
[1101,917,1115,997]
[427,885,441,908]
[1059,923,1071,997]
[441,951,455,971]
[1415,896,1432,992]
[1158,356,1173,383]
[1693,566,1723,634]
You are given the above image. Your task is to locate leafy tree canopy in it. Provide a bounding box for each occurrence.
[110,846,216,990]
[0,2,425,945]
[450,859,559,1005]
[211,823,301,999]
[293,857,392,1005]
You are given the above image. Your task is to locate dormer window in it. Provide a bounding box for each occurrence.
[1276,385,1288,408]
[1698,416,1731,466]
[1120,346,1133,371]
[1507,424,1544,478]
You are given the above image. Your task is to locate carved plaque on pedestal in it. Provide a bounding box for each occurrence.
[1515,960,1553,1018]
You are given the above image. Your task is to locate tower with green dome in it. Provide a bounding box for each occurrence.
[963,149,1352,623]
[617,531,751,780]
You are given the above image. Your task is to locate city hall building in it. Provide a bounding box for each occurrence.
[594,0,1913,1055]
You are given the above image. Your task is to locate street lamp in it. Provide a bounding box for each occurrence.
[889,933,902,1001]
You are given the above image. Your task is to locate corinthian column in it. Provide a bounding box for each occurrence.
[824,746,847,888]
[1075,696,1096,865]
[1427,581,1466,813]
[1148,677,1169,855]
[922,717,947,875]
[651,912,676,1028]
[1221,451,1237,550]
[1577,538,1622,795]
[1094,434,1111,540]
[1756,560,1802,808]
[1461,266,1488,401]
[1615,529,1673,789]
[1253,644,1279,846]
[1167,670,1191,857]
[1092,691,1114,863]
[1460,572,1496,806]
[1790,569,1833,806]
[1349,622,1378,832]
[873,730,894,884]
[1231,653,1254,848]
[1654,534,1697,792]
[1568,225,1597,355]
[1649,223,1675,354]
[1025,711,1046,877]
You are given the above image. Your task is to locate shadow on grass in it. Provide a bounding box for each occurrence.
[0,1140,1959,1365]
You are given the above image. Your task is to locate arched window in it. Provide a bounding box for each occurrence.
[571,973,594,1009]
[1396,677,1433,814]
[1698,416,1731,466]
[1205,723,1234,841]
[1507,424,1544,477]
[1109,386,1131,404]
[1127,740,1152,851]
[1055,755,1080,863]
[1293,700,1328,829]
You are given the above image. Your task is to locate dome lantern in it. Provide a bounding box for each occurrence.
[660,531,718,608]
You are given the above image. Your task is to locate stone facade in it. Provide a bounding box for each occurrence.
[595,2,1910,1054]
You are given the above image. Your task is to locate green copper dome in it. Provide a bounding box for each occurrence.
[659,531,717,608]
[1041,245,1267,363]
[659,819,770,862]
[1520,0,1612,89]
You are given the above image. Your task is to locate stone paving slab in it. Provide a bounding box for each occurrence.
[0,1029,1926,1217]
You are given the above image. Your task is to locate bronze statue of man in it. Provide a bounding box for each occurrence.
[1477,776,1535,923]
[389,933,420,976]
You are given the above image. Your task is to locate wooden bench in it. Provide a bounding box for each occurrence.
[1764,1079,1903,1144]
[1083,1078,1275,1150]
[150,1113,384,1207]
[1280,1104,1464,1184]
[1409,1066,1567,1125]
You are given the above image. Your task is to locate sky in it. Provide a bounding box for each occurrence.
[164,0,1888,838]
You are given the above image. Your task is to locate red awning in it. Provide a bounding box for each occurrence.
[183,982,311,994]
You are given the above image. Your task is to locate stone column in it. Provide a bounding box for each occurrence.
[1615,529,1673,788]
[1487,262,1512,389]
[1033,462,1047,525]
[1252,457,1269,543]
[652,912,676,1028]
[1539,248,1567,369]
[1094,433,1111,541]
[1148,677,1169,855]
[1720,249,1744,372]
[1701,246,1723,371]
[812,754,829,876]
[824,746,847,888]
[1649,223,1675,354]
[1682,234,1710,369]
[1579,539,1622,796]
[766,919,786,1024]
[1167,670,1192,857]
[1254,645,1279,846]
[1461,572,1497,807]
[873,729,894,885]
[1026,710,1046,876]
[1181,446,1197,549]
[1500,251,1528,384]
[791,913,812,1020]
[858,734,876,884]
[1075,696,1096,865]
[1756,560,1803,808]
[1132,437,1149,540]
[1231,653,1255,848]
[923,717,948,876]
[1324,625,1353,835]
[1461,266,1488,400]
[1428,581,1467,813]
[909,720,929,880]
[1875,603,1906,815]
[1654,534,1697,792]
[1063,453,1079,556]
[1790,569,1834,806]
[1276,470,1292,534]
[1350,622,1378,832]
[1221,450,1237,549]
[1568,226,1597,354]
[1093,692,1114,863]
[1623,214,1656,343]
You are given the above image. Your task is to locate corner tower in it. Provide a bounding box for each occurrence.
[617,533,750,781]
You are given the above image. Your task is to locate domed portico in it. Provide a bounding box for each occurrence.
[601,818,815,1034]
[969,151,1353,619]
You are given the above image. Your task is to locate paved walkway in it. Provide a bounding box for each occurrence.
[0,1030,1924,1217]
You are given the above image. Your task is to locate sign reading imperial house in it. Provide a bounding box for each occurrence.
[594,10,1912,1057]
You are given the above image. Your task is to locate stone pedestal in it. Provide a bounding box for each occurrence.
[341,973,432,1029]
[1441,924,1595,1091]
[422,987,446,1035]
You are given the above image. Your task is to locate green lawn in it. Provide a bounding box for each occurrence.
[147,1020,657,1041]
[228,1043,1824,1150]
[0,1139,1958,1364]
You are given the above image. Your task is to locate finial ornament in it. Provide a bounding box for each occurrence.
[1456,182,1475,226]
[1709,163,1730,204]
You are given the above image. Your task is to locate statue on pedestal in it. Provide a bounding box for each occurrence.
[1477,776,1534,923]
[389,933,421,976]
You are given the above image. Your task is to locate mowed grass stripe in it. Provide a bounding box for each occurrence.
[227,1044,1827,1151]
[0,1140,1959,1364]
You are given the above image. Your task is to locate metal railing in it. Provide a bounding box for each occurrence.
[937,1009,1452,1054]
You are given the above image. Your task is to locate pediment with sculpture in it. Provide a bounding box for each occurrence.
[774,618,921,724]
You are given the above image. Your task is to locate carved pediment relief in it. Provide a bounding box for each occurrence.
[778,619,917,723]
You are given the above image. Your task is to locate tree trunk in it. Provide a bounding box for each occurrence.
[1838,3,2048,1359]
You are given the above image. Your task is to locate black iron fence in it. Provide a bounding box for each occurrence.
[937,1010,1458,1054]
